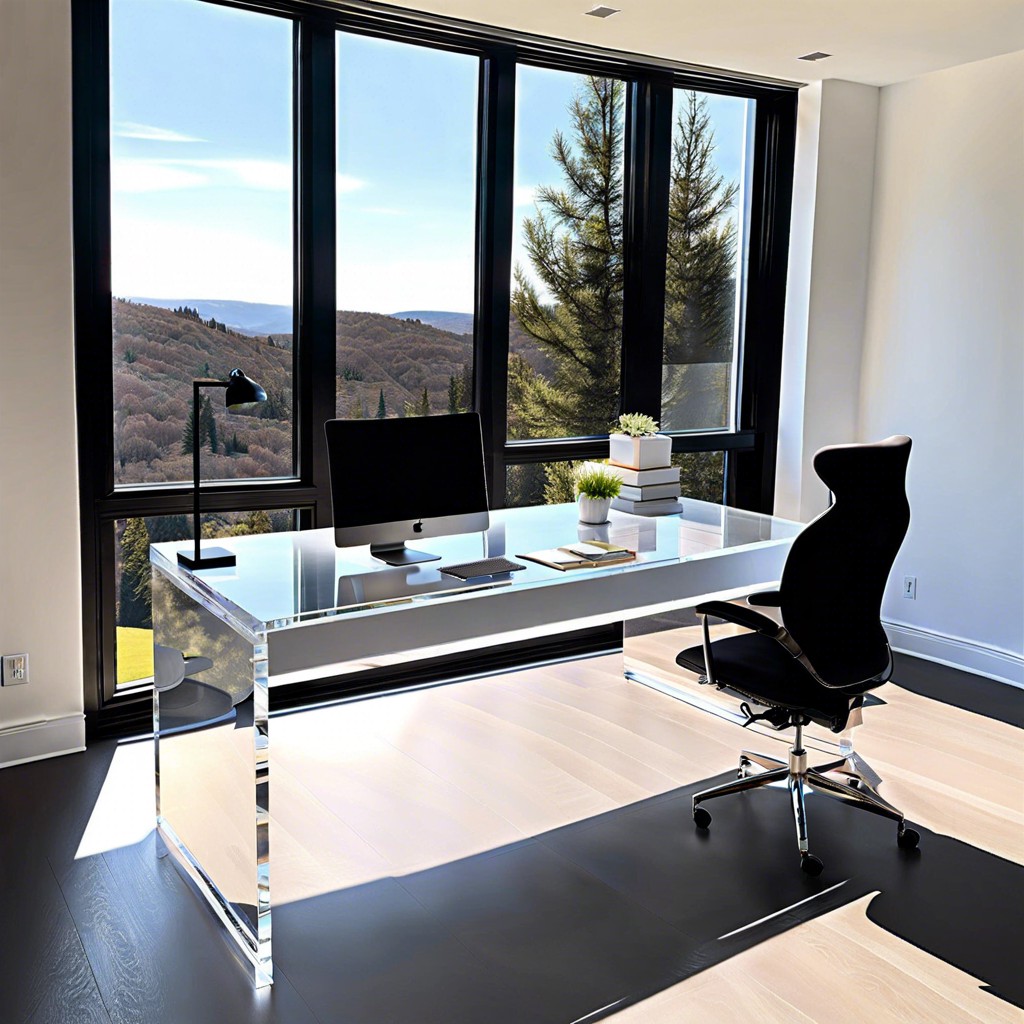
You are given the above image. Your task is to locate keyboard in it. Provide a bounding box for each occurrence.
[439,556,527,581]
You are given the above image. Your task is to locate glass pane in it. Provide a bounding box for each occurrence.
[114,509,298,688]
[509,67,625,440]
[506,461,577,508]
[335,34,478,420]
[673,451,725,504]
[662,90,751,432]
[110,0,294,484]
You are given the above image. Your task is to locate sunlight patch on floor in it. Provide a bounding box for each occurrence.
[75,737,155,859]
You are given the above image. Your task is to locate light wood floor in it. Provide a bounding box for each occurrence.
[76,625,1023,1023]
[269,625,1023,1023]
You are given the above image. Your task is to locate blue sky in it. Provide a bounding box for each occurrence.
[111,0,749,314]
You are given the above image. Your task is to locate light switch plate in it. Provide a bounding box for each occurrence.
[2,654,29,685]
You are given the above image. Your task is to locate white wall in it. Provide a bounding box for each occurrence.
[859,50,1024,682]
[776,79,880,524]
[0,0,85,763]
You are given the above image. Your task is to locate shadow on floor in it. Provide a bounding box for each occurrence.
[269,776,1024,1024]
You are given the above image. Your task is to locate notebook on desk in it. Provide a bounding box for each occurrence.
[518,540,636,572]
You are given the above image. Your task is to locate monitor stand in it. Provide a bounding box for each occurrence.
[370,542,441,567]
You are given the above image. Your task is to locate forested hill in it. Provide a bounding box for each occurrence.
[336,310,473,419]
[113,299,293,485]
[112,298,556,483]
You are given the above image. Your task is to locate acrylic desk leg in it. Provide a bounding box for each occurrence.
[152,569,273,987]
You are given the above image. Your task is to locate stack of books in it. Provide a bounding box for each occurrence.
[585,459,683,516]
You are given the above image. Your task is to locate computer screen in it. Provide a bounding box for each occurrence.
[325,413,490,564]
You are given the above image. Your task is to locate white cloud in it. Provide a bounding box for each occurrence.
[513,185,537,207]
[112,158,366,196]
[111,159,208,193]
[337,255,474,315]
[113,121,205,143]
[204,158,291,191]
[111,214,293,305]
[336,173,366,195]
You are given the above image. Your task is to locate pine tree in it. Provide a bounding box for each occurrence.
[510,76,625,438]
[508,80,738,493]
[417,386,430,417]
[181,394,218,454]
[376,388,387,419]
[663,91,739,366]
[118,518,152,629]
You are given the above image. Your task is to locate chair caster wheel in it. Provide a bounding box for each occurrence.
[801,854,823,876]
[737,757,751,779]
[897,825,920,850]
[693,806,712,829]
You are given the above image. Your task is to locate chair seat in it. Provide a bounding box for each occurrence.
[676,633,871,732]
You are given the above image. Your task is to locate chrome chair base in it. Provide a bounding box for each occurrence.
[691,725,920,874]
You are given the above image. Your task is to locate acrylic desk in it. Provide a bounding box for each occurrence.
[150,500,801,986]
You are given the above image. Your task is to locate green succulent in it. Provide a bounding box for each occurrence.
[574,465,623,500]
[614,412,660,437]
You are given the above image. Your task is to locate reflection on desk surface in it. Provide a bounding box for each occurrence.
[335,564,512,610]
[150,502,803,631]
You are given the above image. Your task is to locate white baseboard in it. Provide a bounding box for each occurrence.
[884,619,1024,689]
[0,714,86,769]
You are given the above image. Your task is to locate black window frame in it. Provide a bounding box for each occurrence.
[72,0,796,735]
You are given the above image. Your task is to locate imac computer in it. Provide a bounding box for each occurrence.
[325,412,490,566]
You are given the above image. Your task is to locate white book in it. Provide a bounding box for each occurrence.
[618,482,681,501]
[584,462,680,487]
[612,496,683,516]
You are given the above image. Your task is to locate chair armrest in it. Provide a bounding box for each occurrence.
[694,600,780,636]
[747,590,782,607]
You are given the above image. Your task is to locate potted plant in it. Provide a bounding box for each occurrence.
[609,413,672,470]
[575,464,622,524]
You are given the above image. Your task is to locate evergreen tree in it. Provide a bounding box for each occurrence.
[118,518,152,629]
[508,80,738,495]
[510,76,625,438]
[663,91,739,366]
[417,386,431,417]
[200,394,218,454]
[376,388,386,419]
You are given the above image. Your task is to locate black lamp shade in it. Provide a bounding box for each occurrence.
[224,368,267,410]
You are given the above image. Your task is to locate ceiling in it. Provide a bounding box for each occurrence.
[373,0,1024,87]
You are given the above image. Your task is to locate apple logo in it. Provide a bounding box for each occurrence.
[412,520,424,534]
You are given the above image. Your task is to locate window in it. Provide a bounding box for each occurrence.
[661,90,751,433]
[75,0,796,728]
[110,0,294,484]
[335,34,478,420]
[508,67,625,442]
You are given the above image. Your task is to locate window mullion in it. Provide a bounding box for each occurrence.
[620,74,672,422]
[475,47,516,507]
[297,14,336,527]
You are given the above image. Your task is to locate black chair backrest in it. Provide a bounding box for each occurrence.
[779,436,912,688]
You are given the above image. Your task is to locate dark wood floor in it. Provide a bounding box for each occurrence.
[1,651,1020,1024]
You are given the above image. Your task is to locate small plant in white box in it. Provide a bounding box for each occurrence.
[609,413,672,470]
[574,464,622,525]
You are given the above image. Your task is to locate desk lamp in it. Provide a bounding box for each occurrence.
[177,368,267,571]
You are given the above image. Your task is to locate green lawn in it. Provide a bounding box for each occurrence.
[116,626,153,686]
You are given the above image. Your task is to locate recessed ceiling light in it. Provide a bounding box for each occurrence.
[585,6,621,18]
[798,51,832,62]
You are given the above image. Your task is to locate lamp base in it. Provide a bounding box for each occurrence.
[177,546,236,571]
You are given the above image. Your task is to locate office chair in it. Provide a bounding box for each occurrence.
[676,436,918,875]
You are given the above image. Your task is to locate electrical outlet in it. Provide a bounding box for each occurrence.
[903,576,917,600]
[1,653,29,685]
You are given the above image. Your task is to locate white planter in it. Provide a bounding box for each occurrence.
[609,432,672,470]
[578,495,612,525]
